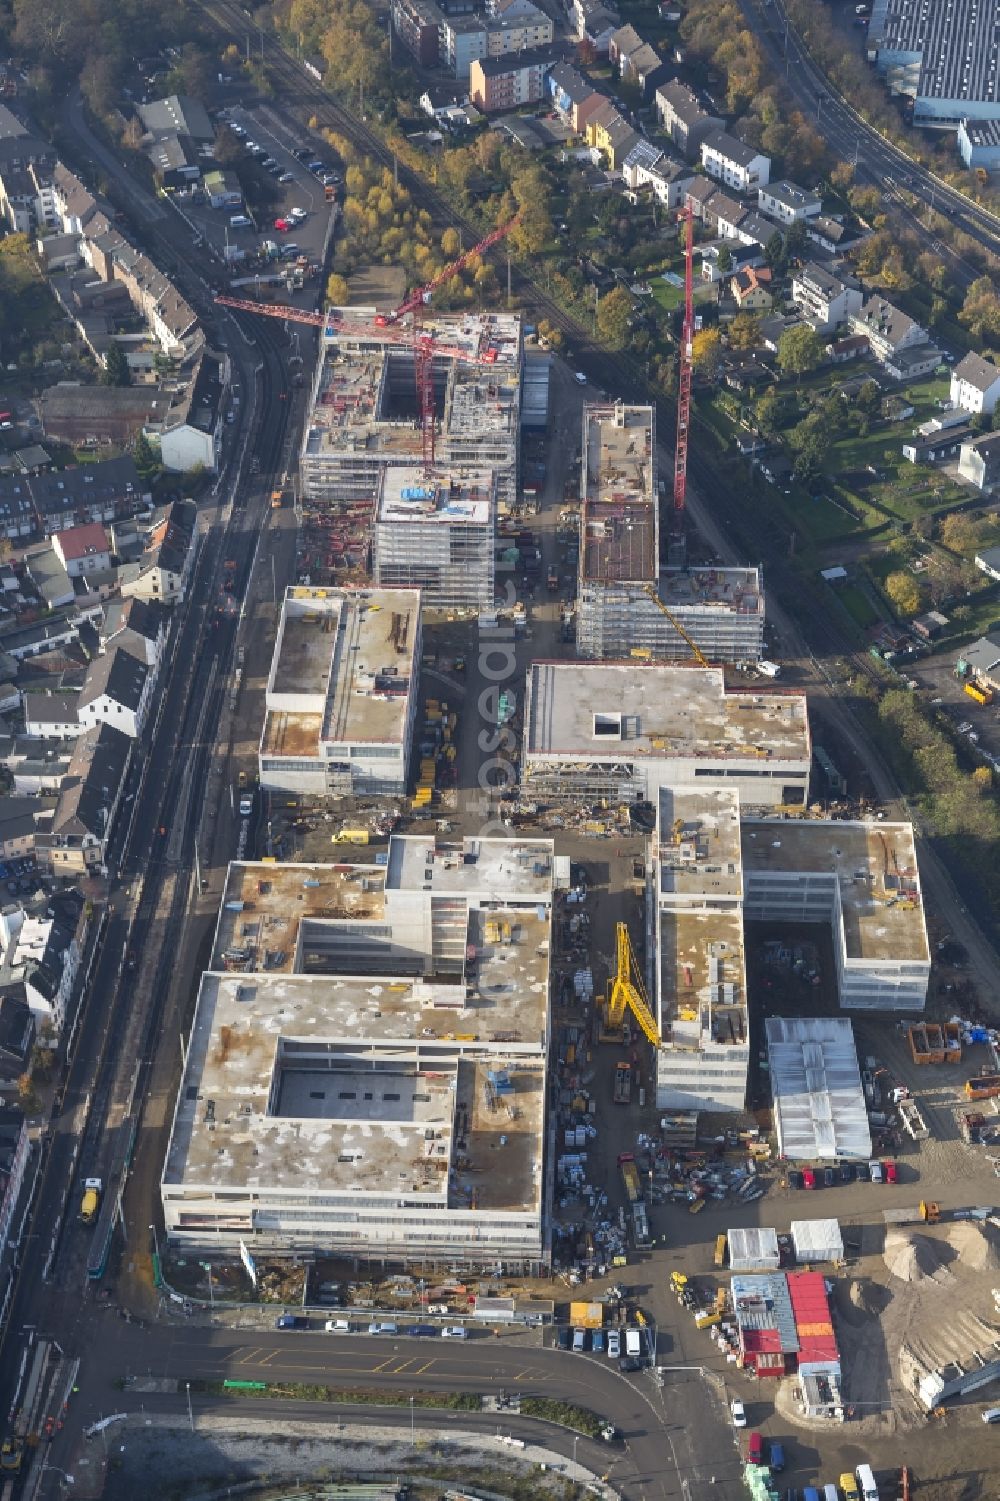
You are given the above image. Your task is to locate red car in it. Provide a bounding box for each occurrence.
[274,217,290,232]
[883,1159,898,1183]
[802,1167,816,1189]
[747,1432,764,1465]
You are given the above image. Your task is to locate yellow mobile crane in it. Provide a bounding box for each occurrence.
[641,583,711,669]
[605,921,662,1046]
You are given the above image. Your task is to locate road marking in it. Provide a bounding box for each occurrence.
[373,1356,397,1372]
[236,1348,266,1363]
[412,1360,436,1375]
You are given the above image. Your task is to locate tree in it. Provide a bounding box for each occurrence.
[691,327,723,376]
[728,312,761,350]
[784,219,808,261]
[885,569,922,617]
[101,341,130,388]
[133,430,159,480]
[596,286,632,349]
[16,1072,38,1113]
[777,324,824,376]
[763,230,785,272]
[788,412,829,479]
[973,765,993,792]
[960,276,1000,343]
[939,511,978,554]
[754,387,782,438]
[440,227,461,259]
[577,37,597,66]
[856,379,881,417]
[716,243,732,275]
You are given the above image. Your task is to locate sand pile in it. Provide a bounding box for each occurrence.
[947,1218,1000,1272]
[849,1279,887,1316]
[883,1230,949,1283]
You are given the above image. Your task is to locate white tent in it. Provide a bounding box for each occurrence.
[728,1226,780,1272]
[790,1217,843,1263]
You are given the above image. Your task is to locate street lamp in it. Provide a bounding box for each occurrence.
[409,1395,415,1445]
[148,1223,159,1261]
[572,1434,579,1467]
[185,1381,194,1432]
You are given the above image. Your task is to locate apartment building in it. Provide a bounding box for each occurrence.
[470,48,554,112]
[700,130,770,194]
[655,80,722,160]
[439,2,553,77]
[790,262,863,334]
[950,351,1000,417]
[848,295,940,380]
[161,835,557,1268]
[259,585,420,797]
[757,180,822,225]
[373,466,496,610]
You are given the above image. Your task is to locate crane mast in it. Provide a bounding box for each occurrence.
[672,202,694,547]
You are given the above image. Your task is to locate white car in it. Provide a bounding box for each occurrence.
[239,795,253,817]
[441,1326,467,1339]
[607,1329,620,1358]
[325,1319,351,1332]
[730,1399,747,1429]
[869,1159,883,1184]
[574,371,587,385]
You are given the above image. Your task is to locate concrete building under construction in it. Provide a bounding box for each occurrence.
[299,309,523,512]
[373,465,497,610]
[574,401,764,662]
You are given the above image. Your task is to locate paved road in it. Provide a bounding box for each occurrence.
[738,0,1000,280]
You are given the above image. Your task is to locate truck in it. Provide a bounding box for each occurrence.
[898,1097,929,1140]
[334,827,369,844]
[882,1201,940,1226]
[632,1201,651,1247]
[757,660,781,678]
[964,681,994,705]
[80,1177,102,1224]
[613,1061,632,1104]
[619,1154,641,1203]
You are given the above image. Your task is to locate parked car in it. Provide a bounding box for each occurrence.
[572,1328,587,1352]
[618,1356,641,1372]
[592,1329,605,1353]
[606,1329,621,1358]
[275,1314,306,1329]
[802,1167,816,1189]
[788,1168,804,1189]
[239,795,253,816]
[325,1319,351,1332]
[769,1441,785,1472]
[838,1162,854,1185]
[855,1160,871,1181]
[407,1325,439,1337]
[822,1166,835,1188]
[731,1399,747,1428]
[883,1159,898,1184]
[869,1160,883,1184]
[747,1432,764,1465]
[982,1407,1000,1423]
[557,1327,571,1350]
[441,1326,467,1339]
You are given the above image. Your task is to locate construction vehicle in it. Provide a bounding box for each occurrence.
[80,1177,102,1224]
[641,583,711,669]
[882,1201,940,1226]
[898,1097,929,1140]
[605,922,662,1046]
[966,1073,1000,1101]
[613,1062,632,1104]
[217,212,521,469]
[714,1233,728,1268]
[619,1154,641,1203]
[964,681,993,705]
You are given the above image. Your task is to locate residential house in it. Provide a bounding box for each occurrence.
[203,170,242,209]
[570,0,621,53]
[731,265,773,310]
[806,214,863,254]
[848,296,940,381]
[732,210,775,251]
[51,522,111,578]
[120,498,197,606]
[0,1110,31,1244]
[0,613,81,661]
[36,722,131,876]
[390,0,442,67]
[78,645,152,739]
[24,456,147,537]
[621,141,693,208]
[0,798,45,859]
[0,896,84,1038]
[24,547,73,610]
[50,163,102,236]
[682,175,718,220]
[958,118,1000,171]
[975,546,1000,581]
[469,48,554,112]
[609,21,643,66]
[0,110,56,234]
[609,25,666,97]
[547,63,606,133]
[586,99,640,170]
[701,240,763,284]
[145,133,202,189]
[99,597,166,671]
[155,353,224,474]
[655,80,722,160]
[22,693,84,741]
[902,426,971,464]
[959,432,1000,494]
[826,332,873,363]
[701,130,770,194]
[790,262,863,334]
[758,180,822,225]
[703,190,748,239]
[950,351,1000,417]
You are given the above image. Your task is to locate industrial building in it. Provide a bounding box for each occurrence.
[765,1017,872,1161]
[867,0,1000,126]
[258,586,421,797]
[299,309,522,513]
[730,1270,842,1415]
[574,401,763,662]
[161,834,556,1268]
[372,466,496,610]
[523,661,811,809]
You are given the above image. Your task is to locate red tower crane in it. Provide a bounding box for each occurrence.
[216,213,521,468]
[672,201,695,541]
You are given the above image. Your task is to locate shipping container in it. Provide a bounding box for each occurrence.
[569,1300,604,1330]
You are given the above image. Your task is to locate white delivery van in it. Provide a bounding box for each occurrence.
[625,1327,641,1357]
[855,1464,879,1501]
[230,214,252,228]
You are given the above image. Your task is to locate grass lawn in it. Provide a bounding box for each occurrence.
[651,279,716,314]
[836,582,881,629]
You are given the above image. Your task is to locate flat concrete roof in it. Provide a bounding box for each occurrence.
[386,834,555,902]
[658,786,743,901]
[765,1016,872,1161]
[659,906,747,1049]
[377,467,494,526]
[213,862,387,975]
[263,586,419,753]
[580,401,656,584]
[742,820,928,964]
[525,663,810,764]
[659,565,764,615]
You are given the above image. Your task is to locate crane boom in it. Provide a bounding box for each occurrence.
[641,582,711,669]
[607,922,661,1047]
[393,215,521,319]
[672,202,694,534]
[215,295,327,326]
